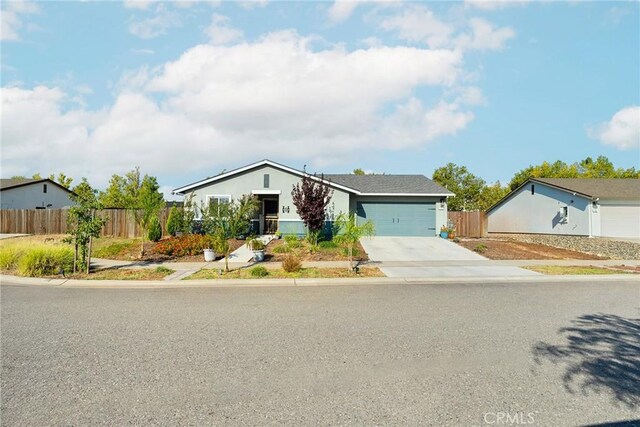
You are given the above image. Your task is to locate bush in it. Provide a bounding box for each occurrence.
[17,247,73,277]
[318,240,338,249]
[250,266,269,277]
[166,206,183,237]
[341,246,360,257]
[272,245,291,254]
[284,235,302,248]
[154,234,215,257]
[0,246,24,271]
[474,243,487,253]
[282,254,302,273]
[155,266,173,274]
[148,216,162,242]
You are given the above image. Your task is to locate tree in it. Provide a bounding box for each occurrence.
[99,167,143,208]
[133,175,164,257]
[432,163,486,211]
[166,206,183,236]
[333,212,375,271]
[353,168,365,175]
[48,173,73,188]
[65,178,106,273]
[291,173,333,243]
[478,181,510,210]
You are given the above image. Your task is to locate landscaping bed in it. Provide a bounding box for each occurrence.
[265,237,369,262]
[457,237,607,260]
[187,266,384,280]
[69,266,175,280]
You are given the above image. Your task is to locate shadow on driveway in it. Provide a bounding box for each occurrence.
[532,312,640,408]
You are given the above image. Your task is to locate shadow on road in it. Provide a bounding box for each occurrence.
[532,312,640,408]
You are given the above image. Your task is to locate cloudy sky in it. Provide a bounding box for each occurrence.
[1,0,638,198]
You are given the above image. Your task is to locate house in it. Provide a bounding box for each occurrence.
[173,159,453,236]
[487,178,640,238]
[0,178,75,209]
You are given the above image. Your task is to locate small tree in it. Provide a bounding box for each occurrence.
[166,206,183,236]
[133,176,165,257]
[65,178,106,273]
[148,216,162,242]
[333,212,375,271]
[291,173,333,244]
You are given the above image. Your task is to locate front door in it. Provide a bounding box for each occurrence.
[263,199,278,234]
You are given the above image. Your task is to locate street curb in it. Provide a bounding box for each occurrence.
[1,273,637,289]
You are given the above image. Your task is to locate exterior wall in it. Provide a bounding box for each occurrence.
[488,183,591,236]
[183,165,351,235]
[0,183,73,209]
[599,199,640,238]
[351,195,446,236]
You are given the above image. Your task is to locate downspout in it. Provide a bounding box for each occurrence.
[588,198,593,238]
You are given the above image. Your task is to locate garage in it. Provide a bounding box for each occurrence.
[356,202,437,237]
[600,203,640,238]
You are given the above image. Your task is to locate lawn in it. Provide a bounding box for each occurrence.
[187,266,384,280]
[69,266,175,280]
[523,265,633,275]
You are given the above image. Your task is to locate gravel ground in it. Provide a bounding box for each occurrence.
[493,234,640,260]
[2,282,639,426]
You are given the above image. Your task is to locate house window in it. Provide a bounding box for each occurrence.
[531,184,534,195]
[43,184,48,194]
[264,174,270,189]
[208,195,231,213]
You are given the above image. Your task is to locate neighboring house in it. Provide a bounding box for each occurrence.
[173,159,453,236]
[487,178,640,238]
[0,178,75,209]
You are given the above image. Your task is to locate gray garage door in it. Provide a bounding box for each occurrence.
[356,202,437,236]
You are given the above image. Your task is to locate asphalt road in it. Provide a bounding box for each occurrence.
[2,280,639,426]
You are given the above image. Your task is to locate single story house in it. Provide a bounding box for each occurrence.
[487,178,640,238]
[173,159,453,236]
[0,178,75,209]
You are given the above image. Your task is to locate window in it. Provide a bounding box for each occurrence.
[263,174,270,189]
[208,195,231,213]
[43,184,48,194]
[531,184,534,195]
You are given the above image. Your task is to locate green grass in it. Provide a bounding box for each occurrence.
[187,266,384,280]
[72,267,175,280]
[0,243,74,277]
[523,265,632,275]
[92,238,140,259]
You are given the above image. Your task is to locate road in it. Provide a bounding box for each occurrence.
[2,280,639,426]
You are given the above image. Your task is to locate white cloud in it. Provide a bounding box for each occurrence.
[379,5,453,48]
[123,0,154,10]
[1,32,474,186]
[588,106,640,150]
[238,0,269,10]
[453,86,486,106]
[327,0,361,23]
[204,14,243,45]
[464,0,530,11]
[1,0,39,41]
[128,4,181,39]
[455,18,515,51]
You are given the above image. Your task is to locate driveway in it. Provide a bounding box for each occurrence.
[360,236,538,278]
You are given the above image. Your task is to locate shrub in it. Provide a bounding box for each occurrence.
[166,206,183,236]
[155,266,173,274]
[148,216,162,242]
[272,245,291,254]
[281,254,302,273]
[284,235,302,248]
[341,246,360,257]
[246,238,265,251]
[318,240,338,249]
[0,246,24,271]
[250,266,269,277]
[474,243,487,253]
[154,234,215,257]
[17,247,74,277]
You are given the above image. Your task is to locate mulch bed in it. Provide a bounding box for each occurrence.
[265,239,369,262]
[457,238,607,260]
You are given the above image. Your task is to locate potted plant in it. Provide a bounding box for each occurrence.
[246,238,266,262]
[440,225,449,239]
[203,248,215,262]
[274,230,282,240]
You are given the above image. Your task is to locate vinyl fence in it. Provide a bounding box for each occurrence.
[0,208,172,238]
[447,211,487,238]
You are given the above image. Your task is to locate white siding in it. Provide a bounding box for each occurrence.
[0,183,74,209]
[488,182,591,235]
[599,200,640,238]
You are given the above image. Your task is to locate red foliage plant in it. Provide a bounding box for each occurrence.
[154,234,215,257]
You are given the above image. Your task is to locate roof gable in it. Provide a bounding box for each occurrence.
[0,178,74,194]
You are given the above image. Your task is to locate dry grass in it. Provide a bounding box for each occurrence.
[70,266,174,280]
[187,266,384,280]
[523,265,634,275]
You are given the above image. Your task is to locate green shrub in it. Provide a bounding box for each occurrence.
[272,245,291,254]
[166,206,183,237]
[17,247,73,277]
[250,266,269,277]
[284,235,302,248]
[148,216,162,242]
[341,247,360,257]
[0,246,24,271]
[318,240,338,249]
[474,243,487,253]
[155,266,173,274]
[282,254,302,273]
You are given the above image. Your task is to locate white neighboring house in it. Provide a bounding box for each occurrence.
[0,178,75,209]
[487,178,640,239]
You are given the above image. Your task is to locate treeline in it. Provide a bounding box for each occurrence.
[431,156,639,212]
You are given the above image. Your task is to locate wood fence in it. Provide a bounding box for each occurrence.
[0,208,172,238]
[447,211,487,238]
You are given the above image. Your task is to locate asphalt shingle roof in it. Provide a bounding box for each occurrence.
[533,178,640,200]
[325,174,452,195]
[0,178,41,190]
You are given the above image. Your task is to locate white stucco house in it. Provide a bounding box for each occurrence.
[0,178,75,209]
[173,159,453,236]
[487,178,640,239]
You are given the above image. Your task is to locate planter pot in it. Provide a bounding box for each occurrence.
[252,250,265,262]
[448,233,455,239]
[204,249,215,262]
[440,231,449,239]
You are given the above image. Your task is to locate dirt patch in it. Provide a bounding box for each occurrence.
[457,238,607,260]
[265,239,369,262]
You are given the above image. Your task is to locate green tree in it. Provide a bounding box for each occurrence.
[48,173,73,189]
[478,181,510,210]
[133,175,164,257]
[353,168,365,175]
[65,178,106,273]
[333,212,375,271]
[166,206,183,236]
[432,163,486,211]
[99,167,143,208]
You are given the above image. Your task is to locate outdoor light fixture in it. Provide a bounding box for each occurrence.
[282,206,290,213]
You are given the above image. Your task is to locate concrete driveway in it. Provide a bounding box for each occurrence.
[360,237,538,278]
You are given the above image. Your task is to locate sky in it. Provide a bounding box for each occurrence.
[1,0,639,200]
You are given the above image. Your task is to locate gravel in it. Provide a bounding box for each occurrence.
[494,234,640,260]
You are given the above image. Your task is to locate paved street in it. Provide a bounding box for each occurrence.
[2,281,639,426]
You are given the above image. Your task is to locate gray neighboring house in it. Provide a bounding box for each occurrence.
[173,159,453,236]
[487,178,640,238]
[0,178,75,209]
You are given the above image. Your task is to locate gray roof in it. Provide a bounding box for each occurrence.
[533,178,640,200]
[0,178,41,190]
[325,174,453,195]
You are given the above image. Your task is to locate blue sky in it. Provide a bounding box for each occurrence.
[1,0,639,198]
